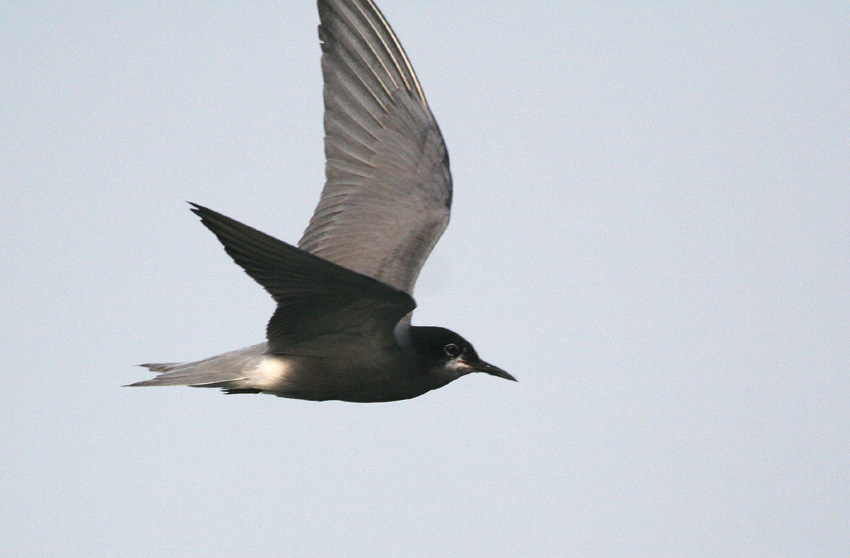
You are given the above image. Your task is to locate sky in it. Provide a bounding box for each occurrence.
[2,1,848,556]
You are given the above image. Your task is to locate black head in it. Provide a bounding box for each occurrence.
[409,326,515,384]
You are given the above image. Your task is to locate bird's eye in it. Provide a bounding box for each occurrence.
[443,343,461,357]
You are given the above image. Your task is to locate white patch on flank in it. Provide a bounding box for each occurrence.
[250,356,293,390]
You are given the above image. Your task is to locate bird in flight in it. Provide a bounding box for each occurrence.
[130,0,515,402]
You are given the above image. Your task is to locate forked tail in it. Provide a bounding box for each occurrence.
[128,343,267,391]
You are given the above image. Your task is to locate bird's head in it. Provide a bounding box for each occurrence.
[409,326,515,384]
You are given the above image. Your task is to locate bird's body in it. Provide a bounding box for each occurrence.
[131,0,514,402]
[139,325,470,402]
[141,343,426,402]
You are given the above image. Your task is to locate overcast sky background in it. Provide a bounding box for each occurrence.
[2,1,848,556]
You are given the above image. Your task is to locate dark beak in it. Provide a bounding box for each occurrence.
[469,359,517,382]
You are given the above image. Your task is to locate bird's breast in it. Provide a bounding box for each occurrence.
[251,351,433,402]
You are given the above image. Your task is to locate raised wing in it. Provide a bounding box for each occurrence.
[299,0,452,295]
[190,204,415,356]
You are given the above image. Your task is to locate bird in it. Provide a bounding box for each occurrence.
[129,0,515,402]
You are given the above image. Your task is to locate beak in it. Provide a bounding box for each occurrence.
[467,359,517,382]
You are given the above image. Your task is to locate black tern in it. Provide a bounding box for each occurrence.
[130,0,515,402]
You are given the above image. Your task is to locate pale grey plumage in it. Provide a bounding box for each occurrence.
[300,0,452,295]
[135,344,265,388]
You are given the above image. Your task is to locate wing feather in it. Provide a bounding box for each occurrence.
[300,0,452,296]
[190,203,415,355]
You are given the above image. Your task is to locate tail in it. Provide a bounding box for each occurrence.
[127,343,267,393]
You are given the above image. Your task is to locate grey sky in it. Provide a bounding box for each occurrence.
[2,2,848,556]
